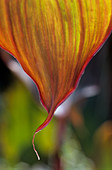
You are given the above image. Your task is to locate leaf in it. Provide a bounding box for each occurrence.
[0,0,112,159]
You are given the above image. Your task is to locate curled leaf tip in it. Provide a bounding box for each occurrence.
[32,109,54,159]
[32,134,40,160]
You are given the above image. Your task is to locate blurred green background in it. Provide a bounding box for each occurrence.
[0,33,112,170]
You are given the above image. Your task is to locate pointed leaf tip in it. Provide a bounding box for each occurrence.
[32,134,40,160]
[32,109,54,159]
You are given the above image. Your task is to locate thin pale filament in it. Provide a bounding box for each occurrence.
[32,109,54,160]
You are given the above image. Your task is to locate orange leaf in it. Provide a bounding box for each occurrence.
[0,0,112,159]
